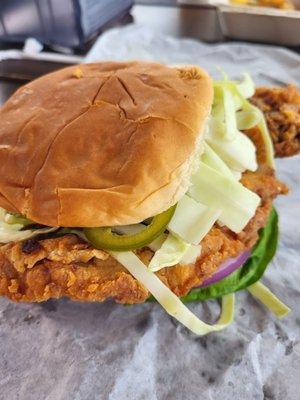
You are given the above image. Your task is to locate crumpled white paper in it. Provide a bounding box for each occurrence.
[1,25,299,400]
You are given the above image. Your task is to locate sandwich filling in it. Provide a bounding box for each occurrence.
[0,71,290,335]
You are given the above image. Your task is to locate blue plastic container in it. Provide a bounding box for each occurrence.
[0,0,133,49]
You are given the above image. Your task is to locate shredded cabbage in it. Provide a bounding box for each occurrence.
[211,76,258,173]
[255,109,275,169]
[0,226,58,244]
[209,71,276,173]
[148,234,168,252]
[236,108,261,131]
[149,234,191,272]
[189,162,260,233]
[168,195,221,245]
[0,207,58,244]
[247,281,290,318]
[230,170,242,181]
[236,72,256,99]
[221,85,238,140]
[236,73,275,170]
[180,243,202,264]
[111,250,235,335]
[148,233,201,272]
[201,142,236,180]
[215,73,275,169]
[235,88,275,168]
[207,123,258,172]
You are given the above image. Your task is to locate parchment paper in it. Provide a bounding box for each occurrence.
[1,25,300,400]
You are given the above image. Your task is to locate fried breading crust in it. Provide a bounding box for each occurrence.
[0,169,287,304]
[249,85,300,157]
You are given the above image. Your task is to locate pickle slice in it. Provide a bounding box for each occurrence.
[84,205,176,251]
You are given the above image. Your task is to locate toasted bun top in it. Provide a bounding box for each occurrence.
[0,61,213,227]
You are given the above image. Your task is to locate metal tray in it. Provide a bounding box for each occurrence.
[218,4,300,46]
[178,0,300,46]
[0,45,82,81]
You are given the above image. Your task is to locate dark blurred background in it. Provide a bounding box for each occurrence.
[0,0,134,52]
[0,0,298,53]
[0,0,227,53]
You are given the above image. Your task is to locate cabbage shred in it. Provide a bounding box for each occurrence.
[0,208,58,243]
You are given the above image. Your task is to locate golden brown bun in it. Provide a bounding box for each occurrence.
[0,61,213,227]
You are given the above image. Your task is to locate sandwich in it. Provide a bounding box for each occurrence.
[0,61,290,335]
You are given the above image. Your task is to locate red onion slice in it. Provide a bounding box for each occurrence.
[200,250,251,288]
